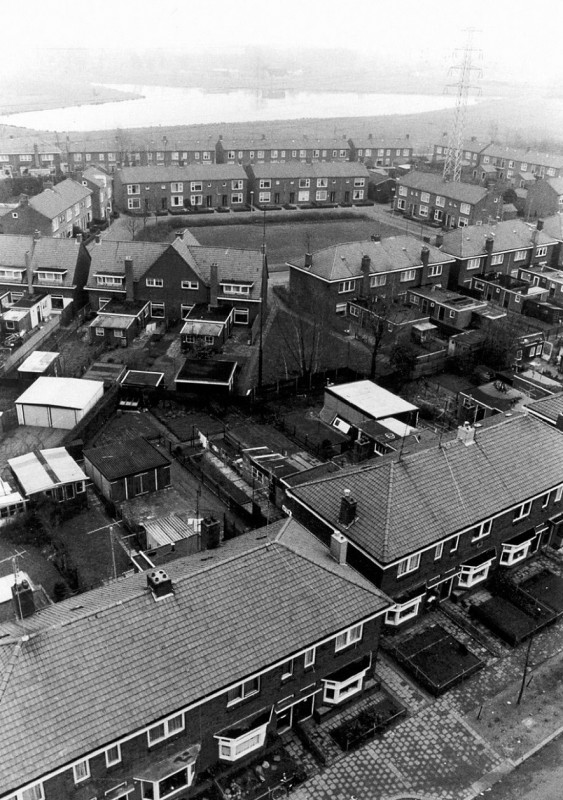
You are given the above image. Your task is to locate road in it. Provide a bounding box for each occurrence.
[485,732,563,800]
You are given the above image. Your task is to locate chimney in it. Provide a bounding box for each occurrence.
[95,234,101,244]
[435,233,443,248]
[76,233,82,244]
[124,257,134,302]
[200,516,221,549]
[556,413,563,431]
[209,261,219,308]
[371,233,381,243]
[485,234,494,255]
[12,579,35,619]
[361,254,371,296]
[338,489,357,526]
[33,143,40,168]
[33,229,40,240]
[174,229,184,241]
[20,195,29,207]
[457,421,476,446]
[421,246,430,268]
[330,531,348,565]
[304,252,313,268]
[147,569,174,599]
[25,250,34,297]
[537,219,544,232]
[405,133,410,141]
[368,133,373,140]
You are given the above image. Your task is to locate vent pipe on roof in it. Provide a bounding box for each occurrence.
[457,421,476,446]
[330,531,348,565]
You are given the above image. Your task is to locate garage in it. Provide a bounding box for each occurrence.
[16,377,104,430]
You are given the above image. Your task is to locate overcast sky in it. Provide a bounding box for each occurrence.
[5,0,563,83]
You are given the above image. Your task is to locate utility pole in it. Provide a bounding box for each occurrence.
[443,29,482,184]
[517,633,534,705]
[258,207,267,391]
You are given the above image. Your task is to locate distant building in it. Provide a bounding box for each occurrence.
[0,138,62,177]
[0,179,92,238]
[80,165,113,221]
[245,161,370,207]
[525,178,563,219]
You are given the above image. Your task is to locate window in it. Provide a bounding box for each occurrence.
[460,202,471,215]
[386,595,424,626]
[231,180,243,190]
[450,535,460,553]
[398,185,408,197]
[514,250,527,262]
[323,662,369,704]
[400,269,416,282]
[467,257,481,270]
[353,189,364,200]
[354,178,365,187]
[127,184,140,195]
[334,624,363,652]
[435,195,445,207]
[147,713,184,745]
[190,182,203,192]
[434,542,443,560]
[105,744,121,767]
[449,310,456,319]
[433,209,443,221]
[316,190,327,201]
[73,760,90,784]
[396,198,406,210]
[151,302,165,318]
[146,278,163,287]
[234,308,249,324]
[500,539,533,567]
[231,193,243,204]
[458,559,493,588]
[419,205,429,217]
[128,198,141,210]
[217,722,268,762]
[181,280,199,290]
[338,280,356,293]
[299,179,310,189]
[370,274,386,287]
[190,195,203,206]
[470,519,492,542]
[397,553,420,577]
[259,179,271,189]
[21,785,44,800]
[227,677,260,705]
[317,178,328,188]
[203,151,211,161]
[271,149,278,159]
[170,195,183,207]
[96,275,124,287]
[281,659,294,680]
[428,264,442,277]
[514,501,532,521]
[536,246,547,258]
[304,647,316,668]
[221,283,251,296]
[37,271,64,284]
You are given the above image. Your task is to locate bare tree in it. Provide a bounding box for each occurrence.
[353,294,408,379]
[122,214,140,241]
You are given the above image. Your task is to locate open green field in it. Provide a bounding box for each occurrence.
[141,215,401,264]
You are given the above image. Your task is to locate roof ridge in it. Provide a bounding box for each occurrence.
[381,461,395,562]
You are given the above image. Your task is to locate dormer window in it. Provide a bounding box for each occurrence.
[37,270,65,284]
[96,274,124,287]
[220,283,252,296]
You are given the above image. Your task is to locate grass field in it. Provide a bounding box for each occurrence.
[140,215,401,264]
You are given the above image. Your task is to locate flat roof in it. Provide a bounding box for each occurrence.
[327,380,418,420]
[82,362,127,383]
[0,572,32,605]
[91,315,136,330]
[175,359,237,385]
[16,377,104,410]
[121,370,165,388]
[17,351,59,374]
[8,448,87,495]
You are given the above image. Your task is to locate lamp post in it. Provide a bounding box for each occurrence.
[250,190,254,214]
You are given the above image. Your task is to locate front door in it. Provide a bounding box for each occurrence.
[289,192,295,204]
[276,707,292,734]
[206,195,213,208]
[344,191,350,203]
[222,194,228,206]
[439,577,453,600]
[293,695,314,723]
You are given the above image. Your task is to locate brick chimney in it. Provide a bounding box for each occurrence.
[12,579,35,618]
[304,252,313,268]
[420,246,430,268]
[124,257,134,302]
[76,233,82,244]
[435,233,443,248]
[209,262,219,308]
[457,421,476,446]
[361,254,371,296]
[537,219,544,232]
[33,229,40,240]
[485,234,494,255]
[200,517,221,549]
[330,531,348,565]
[338,489,357,526]
[94,234,101,244]
[25,250,34,297]
[147,569,174,599]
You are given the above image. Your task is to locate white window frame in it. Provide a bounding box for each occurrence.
[322,665,369,705]
[181,280,199,290]
[470,519,492,542]
[259,179,271,189]
[298,178,310,189]
[127,198,141,210]
[397,552,420,577]
[536,246,547,258]
[147,713,184,746]
[20,785,44,800]
[354,178,365,187]
[458,559,494,588]
[190,182,203,192]
[316,190,328,201]
[146,278,163,287]
[105,744,122,767]
[420,191,430,203]
[460,202,471,215]
[396,198,406,210]
[150,302,165,318]
[500,538,534,567]
[317,178,328,188]
[433,209,443,221]
[304,647,316,668]
[338,279,356,293]
[435,195,445,207]
[171,182,183,193]
[227,676,260,706]
[385,595,424,626]
[259,192,270,204]
[419,205,429,217]
[428,264,442,277]
[398,185,408,197]
[231,180,243,190]
[73,759,90,784]
[281,658,294,680]
[233,308,249,324]
[514,501,532,522]
[370,274,386,287]
[491,254,504,266]
[231,192,243,204]
[334,623,363,652]
[434,542,444,560]
[400,269,416,283]
[467,257,481,270]
[127,184,140,195]
[216,722,268,762]
[353,189,364,200]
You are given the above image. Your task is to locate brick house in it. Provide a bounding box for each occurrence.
[0,517,390,800]
[525,178,563,219]
[394,172,501,228]
[286,414,563,626]
[0,179,92,238]
[86,237,265,329]
[440,219,559,290]
[431,137,490,175]
[288,236,454,317]
[216,135,351,165]
[80,166,113,221]
[0,233,91,314]
[475,145,563,185]
[67,134,217,173]
[113,165,247,214]
[245,162,370,207]
[406,287,489,330]
[348,136,413,168]
[0,138,62,178]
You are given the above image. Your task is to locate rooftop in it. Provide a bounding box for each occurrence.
[440,219,557,259]
[8,448,87,495]
[27,179,92,220]
[249,162,370,179]
[326,380,418,420]
[83,437,171,480]
[16,377,103,411]
[0,518,389,793]
[116,164,246,183]
[524,391,563,425]
[398,172,489,204]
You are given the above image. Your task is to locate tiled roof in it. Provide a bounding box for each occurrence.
[30,237,89,286]
[440,219,558,259]
[81,166,111,188]
[524,392,563,424]
[0,234,34,268]
[249,162,369,179]
[27,180,92,220]
[290,414,563,564]
[174,241,264,301]
[0,139,61,156]
[350,137,411,150]
[539,214,563,242]
[86,240,168,284]
[398,172,489,204]
[116,164,246,183]
[481,144,563,169]
[289,235,453,282]
[219,136,350,150]
[83,437,171,480]
[545,178,563,195]
[0,519,389,793]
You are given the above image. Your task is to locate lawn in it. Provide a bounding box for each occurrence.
[137,215,399,265]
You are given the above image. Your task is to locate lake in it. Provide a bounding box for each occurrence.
[0,83,474,132]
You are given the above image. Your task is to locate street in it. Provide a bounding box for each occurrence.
[485,732,563,800]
